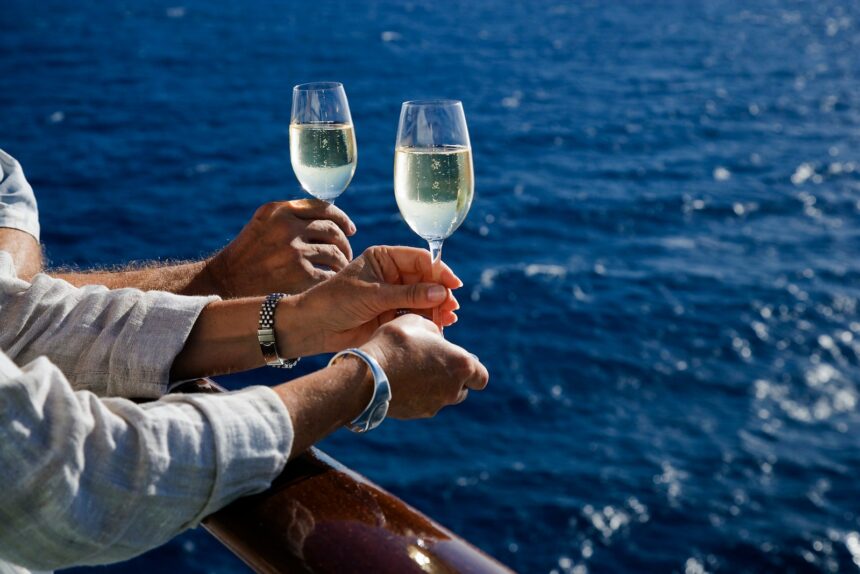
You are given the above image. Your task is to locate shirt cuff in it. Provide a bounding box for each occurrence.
[0,206,40,242]
[107,290,220,399]
[156,385,294,522]
[0,149,40,242]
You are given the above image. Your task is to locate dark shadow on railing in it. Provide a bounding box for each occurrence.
[171,379,515,574]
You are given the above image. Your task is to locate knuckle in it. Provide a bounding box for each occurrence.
[405,284,421,306]
[386,322,410,345]
[254,201,279,221]
[299,258,317,275]
[364,245,386,259]
[312,269,334,283]
[451,353,472,376]
[289,237,305,251]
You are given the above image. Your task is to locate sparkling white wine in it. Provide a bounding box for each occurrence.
[394,146,474,241]
[290,123,357,201]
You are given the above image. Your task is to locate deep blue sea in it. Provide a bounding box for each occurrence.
[3,0,860,572]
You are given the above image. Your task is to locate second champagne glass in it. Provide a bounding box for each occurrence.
[394,100,474,329]
[290,82,357,203]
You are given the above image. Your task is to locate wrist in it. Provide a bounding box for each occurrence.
[273,294,320,359]
[326,355,375,426]
[199,254,229,296]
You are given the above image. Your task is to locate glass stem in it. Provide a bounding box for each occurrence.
[428,240,444,334]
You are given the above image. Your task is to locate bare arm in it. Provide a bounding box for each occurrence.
[0,228,42,281]
[170,246,463,382]
[0,314,486,572]
[50,199,356,297]
[52,259,217,295]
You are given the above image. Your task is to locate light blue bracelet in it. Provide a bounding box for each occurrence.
[329,348,392,433]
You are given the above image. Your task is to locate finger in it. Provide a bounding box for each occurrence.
[440,292,460,313]
[412,294,458,316]
[304,243,350,272]
[411,308,457,326]
[304,219,353,260]
[304,263,336,285]
[465,357,489,391]
[453,388,469,404]
[371,246,463,288]
[377,282,454,312]
[288,199,356,236]
[399,289,458,323]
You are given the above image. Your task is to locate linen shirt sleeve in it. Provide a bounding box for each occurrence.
[0,252,218,398]
[0,351,293,572]
[0,150,39,241]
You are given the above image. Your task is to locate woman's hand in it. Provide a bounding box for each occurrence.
[205,199,355,297]
[359,314,488,419]
[280,246,462,356]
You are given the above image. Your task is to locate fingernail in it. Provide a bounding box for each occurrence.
[428,285,447,302]
[469,352,479,361]
[349,223,357,235]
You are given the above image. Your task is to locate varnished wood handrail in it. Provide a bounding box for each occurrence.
[171,379,515,574]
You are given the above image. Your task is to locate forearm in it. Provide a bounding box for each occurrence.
[170,294,321,381]
[172,297,375,454]
[0,228,42,280]
[52,258,219,295]
[275,356,373,456]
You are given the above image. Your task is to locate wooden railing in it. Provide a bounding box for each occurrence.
[172,379,515,574]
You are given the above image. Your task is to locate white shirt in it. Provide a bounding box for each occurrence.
[0,150,39,241]
[0,152,294,572]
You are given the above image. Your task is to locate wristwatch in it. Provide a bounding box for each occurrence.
[329,348,391,433]
[257,293,300,369]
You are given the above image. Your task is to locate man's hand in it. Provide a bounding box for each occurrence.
[279,246,462,357]
[51,199,355,297]
[206,199,356,297]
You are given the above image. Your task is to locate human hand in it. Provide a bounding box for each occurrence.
[205,199,355,297]
[281,245,462,355]
[359,314,489,419]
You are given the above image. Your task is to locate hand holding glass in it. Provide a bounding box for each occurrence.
[290,82,357,203]
[394,100,474,330]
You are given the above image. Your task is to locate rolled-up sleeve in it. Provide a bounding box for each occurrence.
[0,352,293,571]
[0,150,39,242]
[0,252,218,398]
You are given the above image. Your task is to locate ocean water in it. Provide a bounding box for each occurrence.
[3,0,860,572]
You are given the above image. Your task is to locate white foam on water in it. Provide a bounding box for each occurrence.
[524,263,567,278]
[713,166,731,181]
[791,163,815,185]
[684,558,708,574]
[166,6,186,18]
[846,532,860,567]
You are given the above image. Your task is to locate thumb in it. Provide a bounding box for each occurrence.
[377,282,448,310]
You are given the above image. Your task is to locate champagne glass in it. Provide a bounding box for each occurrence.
[394,100,474,329]
[290,82,357,203]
